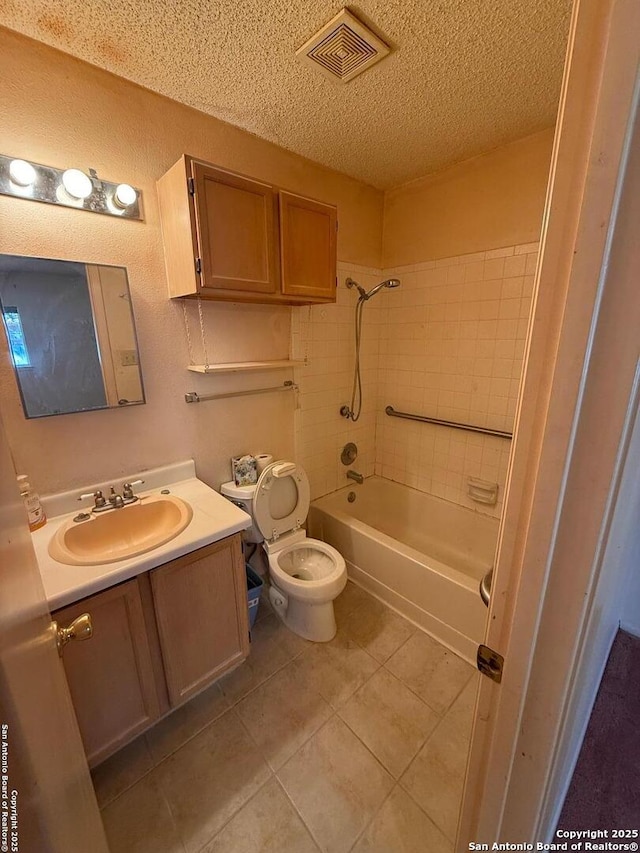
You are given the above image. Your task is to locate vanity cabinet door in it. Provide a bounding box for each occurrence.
[279,191,337,301]
[54,579,162,767]
[150,534,249,707]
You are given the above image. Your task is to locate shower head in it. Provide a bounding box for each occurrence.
[346,277,401,301]
[363,278,401,300]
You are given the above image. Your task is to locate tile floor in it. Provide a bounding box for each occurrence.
[95,581,478,853]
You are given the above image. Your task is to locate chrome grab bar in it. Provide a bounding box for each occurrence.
[385,406,513,439]
[185,381,298,404]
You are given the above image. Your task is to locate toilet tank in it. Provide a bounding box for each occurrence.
[219,481,262,543]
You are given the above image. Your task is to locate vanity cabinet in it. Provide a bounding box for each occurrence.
[157,155,337,304]
[53,534,249,767]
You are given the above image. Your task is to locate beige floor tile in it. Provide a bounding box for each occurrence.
[219,614,309,703]
[202,778,319,853]
[154,709,271,853]
[352,786,453,853]
[145,682,230,763]
[385,630,474,714]
[235,662,332,770]
[278,717,393,853]
[338,668,439,777]
[346,596,416,663]
[333,581,373,627]
[291,628,379,709]
[399,679,476,841]
[102,773,185,853]
[92,734,154,809]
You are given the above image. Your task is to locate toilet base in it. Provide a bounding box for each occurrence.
[269,582,338,642]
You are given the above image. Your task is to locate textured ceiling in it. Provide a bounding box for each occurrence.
[0,0,572,189]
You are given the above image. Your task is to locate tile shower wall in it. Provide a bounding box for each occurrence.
[376,243,539,517]
[293,263,383,500]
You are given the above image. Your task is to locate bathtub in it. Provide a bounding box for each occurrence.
[309,477,498,662]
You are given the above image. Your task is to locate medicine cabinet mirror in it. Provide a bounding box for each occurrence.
[0,255,145,418]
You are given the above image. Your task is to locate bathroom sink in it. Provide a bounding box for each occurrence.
[48,495,193,566]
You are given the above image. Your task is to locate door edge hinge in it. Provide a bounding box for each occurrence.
[188,177,196,196]
[477,644,504,683]
[195,257,202,275]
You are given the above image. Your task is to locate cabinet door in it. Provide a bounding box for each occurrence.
[54,580,161,767]
[192,161,280,296]
[150,535,249,707]
[279,191,337,301]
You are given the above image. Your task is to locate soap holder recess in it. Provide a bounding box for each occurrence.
[468,478,499,506]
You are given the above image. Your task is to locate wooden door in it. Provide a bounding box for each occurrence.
[54,579,162,767]
[192,161,280,296]
[459,0,640,845]
[0,411,108,851]
[150,535,249,707]
[279,191,337,301]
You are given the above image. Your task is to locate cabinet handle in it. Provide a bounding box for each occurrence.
[53,613,93,657]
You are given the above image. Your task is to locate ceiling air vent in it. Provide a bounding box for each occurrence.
[296,9,390,83]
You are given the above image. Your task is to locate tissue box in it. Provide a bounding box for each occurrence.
[231,455,258,486]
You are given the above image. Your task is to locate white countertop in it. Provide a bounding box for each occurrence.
[33,462,251,611]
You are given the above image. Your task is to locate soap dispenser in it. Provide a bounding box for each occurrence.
[17,475,47,532]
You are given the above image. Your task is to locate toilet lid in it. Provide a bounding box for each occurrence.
[253,460,310,542]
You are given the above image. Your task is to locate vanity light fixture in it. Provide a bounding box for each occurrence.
[0,154,143,220]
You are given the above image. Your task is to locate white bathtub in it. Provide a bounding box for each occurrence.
[309,477,498,662]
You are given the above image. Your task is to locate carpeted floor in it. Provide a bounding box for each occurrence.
[557,630,640,829]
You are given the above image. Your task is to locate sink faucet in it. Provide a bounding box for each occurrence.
[346,470,364,484]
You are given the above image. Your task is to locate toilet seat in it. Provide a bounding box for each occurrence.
[253,460,311,545]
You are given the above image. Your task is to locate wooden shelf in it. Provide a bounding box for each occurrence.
[187,360,304,374]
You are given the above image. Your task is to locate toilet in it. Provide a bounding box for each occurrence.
[221,460,346,642]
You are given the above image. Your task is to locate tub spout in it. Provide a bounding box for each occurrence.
[346,470,364,484]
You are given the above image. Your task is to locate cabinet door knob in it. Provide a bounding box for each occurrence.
[53,613,93,656]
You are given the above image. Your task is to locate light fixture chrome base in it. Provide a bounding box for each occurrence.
[0,154,143,220]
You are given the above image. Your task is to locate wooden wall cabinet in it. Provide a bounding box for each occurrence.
[157,155,337,304]
[53,534,248,767]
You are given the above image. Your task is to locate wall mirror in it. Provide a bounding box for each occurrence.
[0,255,145,418]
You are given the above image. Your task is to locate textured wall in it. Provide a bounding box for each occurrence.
[383,130,553,267]
[0,28,384,495]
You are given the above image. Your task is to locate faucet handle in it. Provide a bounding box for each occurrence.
[77,490,107,510]
[122,479,145,502]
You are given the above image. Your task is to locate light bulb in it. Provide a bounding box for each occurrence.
[113,183,137,208]
[61,168,92,200]
[9,159,37,187]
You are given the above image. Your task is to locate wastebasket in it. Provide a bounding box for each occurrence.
[246,564,264,629]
